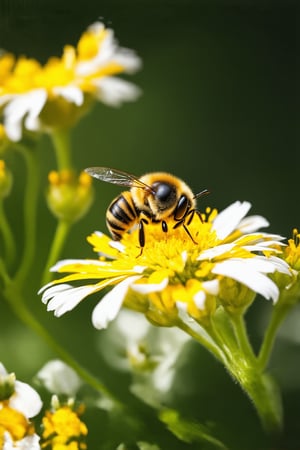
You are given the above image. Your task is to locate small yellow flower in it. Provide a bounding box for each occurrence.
[42,399,87,450]
[0,363,42,448]
[0,22,141,141]
[47,170,93,223]
[40,201,291,329]
[284,228,300,271]
[274,229,300,306]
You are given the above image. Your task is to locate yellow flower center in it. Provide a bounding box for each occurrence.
[0,403,35,446]
[121,210,219,279]
[0,25,127,97]
[42,405,87,450]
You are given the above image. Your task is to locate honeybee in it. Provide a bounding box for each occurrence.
[85,167,209,254]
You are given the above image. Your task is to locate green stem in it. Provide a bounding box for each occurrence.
[0,257,11,286]
[237,369,283,434]
[51,129,73,170]
[258,303,291,371]
[177,319,227,365]
[15,147,40,285]
[3,279,122,408]
[205,316,237,364]
[0,200,16,269]
[41,219,72,285]
[41,129,74,285]
[178,312,283,434]
[229,313,257,366]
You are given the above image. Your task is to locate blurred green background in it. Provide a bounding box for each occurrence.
[0,1,298,449]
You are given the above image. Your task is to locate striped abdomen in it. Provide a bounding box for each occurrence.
[106,191,138,240]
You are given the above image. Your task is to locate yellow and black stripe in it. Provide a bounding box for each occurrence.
[106,191,138,240]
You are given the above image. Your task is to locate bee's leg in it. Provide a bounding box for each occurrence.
[136,217,149,257]
[186,209,203,224]
[173,215,198,244]
[182,223,198,244]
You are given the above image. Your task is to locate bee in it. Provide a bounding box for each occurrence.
[85,167,209,254]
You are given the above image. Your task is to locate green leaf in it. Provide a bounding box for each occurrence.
[158,408,228,450]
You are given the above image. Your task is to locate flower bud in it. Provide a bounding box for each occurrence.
[0,370,16,401]
[46,169,93,223]
[0,160,13,198]
[218,278,256,315]
[36,360,82,396]
[145,290,180,327]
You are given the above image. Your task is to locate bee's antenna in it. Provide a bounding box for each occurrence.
[193,189,210,200]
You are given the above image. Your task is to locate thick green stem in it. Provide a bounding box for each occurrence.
[51,129,73,171]
[0,200,16,269]
[15,148,40,285]
[178,312,283,435]
[236,368,283,434]
[41,219,72,285]
[230,313,257,366]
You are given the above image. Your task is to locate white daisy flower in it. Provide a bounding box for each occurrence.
[0,22,141,141]
[39,201,291,329]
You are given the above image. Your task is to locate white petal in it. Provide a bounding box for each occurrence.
[94,77,141,106]
[42,284,97,316]
[53,85,84,105]
[234,232,286,247]
[76,23,141,76]
[10,381,42,418]
[243,243,282,253]
[18,434,41,450]
[37,359,81,396]
[212,201,251,240]
[238,215,269,233]
[262,255,291,275]
[197,243,235,260]
[232,255,290,275]
[92,275,142,329]
[40,282,73,300]
[176,301,188,313]
[50,258,106,272]
[212,258,280,302]
[76,29,115,76]
[202,279,219,295]
[4,433,41,450]
[131,277,169,295]
[0,93,12,107]
[133,265,147,274]
[112,48,142,73]
[193,290,206,310]
[4,89,47,141]
[0,362,7,376]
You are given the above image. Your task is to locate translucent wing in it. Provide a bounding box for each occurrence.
[85,167,153,190]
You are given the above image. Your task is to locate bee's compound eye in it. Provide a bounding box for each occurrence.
[152,182,175,202]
